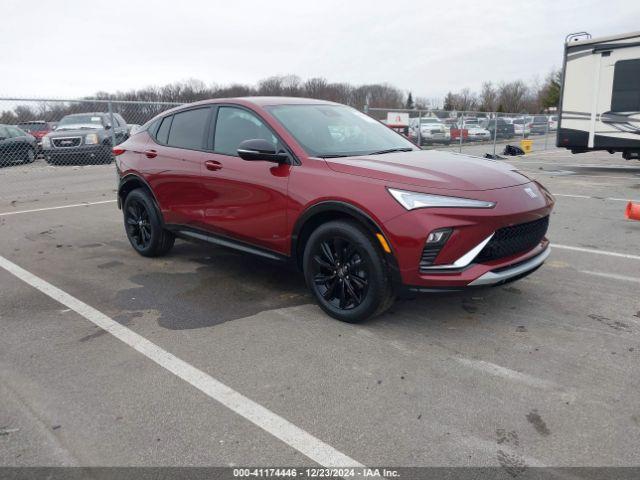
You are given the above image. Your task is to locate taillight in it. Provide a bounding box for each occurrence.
[112,147,126,156]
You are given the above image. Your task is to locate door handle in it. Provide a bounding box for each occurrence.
[205,160,222,171]
[144,149,157,159]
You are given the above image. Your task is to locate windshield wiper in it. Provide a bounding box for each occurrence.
[367,147,414,155]
[317,154,351,158]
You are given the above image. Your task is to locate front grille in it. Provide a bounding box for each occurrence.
[476,216,549,263]
[53,137,82,148]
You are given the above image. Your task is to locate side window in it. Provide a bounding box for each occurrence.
[0,126,9,139]
[214,106,278,156]
[146,119,160,137]
[155,115,173,144]
[611,59,640,112]
[167,108,209,149]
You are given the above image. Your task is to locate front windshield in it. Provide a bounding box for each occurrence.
[267,104,416,157]
[58,115,104,129]
[18,123,47,131]
[420,118,441,124]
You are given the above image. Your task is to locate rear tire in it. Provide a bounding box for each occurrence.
[123,189,175,257]
[303,220,394,323]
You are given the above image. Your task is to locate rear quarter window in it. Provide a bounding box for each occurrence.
[155,116,173,144]
[166,108,210,149]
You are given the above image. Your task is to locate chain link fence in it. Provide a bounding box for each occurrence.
[366,107,557,158]
[0,98,181,167]
[0,97,558,170]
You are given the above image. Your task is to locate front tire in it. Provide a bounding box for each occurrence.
[303,220,394,323]
[123,189,175,257]
[23,147,35,164]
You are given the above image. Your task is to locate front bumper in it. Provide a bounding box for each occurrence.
[382,182,554,291]
[469,134,491,141]
[43,144,110,162]
[402,244,550,294]
[468,245,550,286]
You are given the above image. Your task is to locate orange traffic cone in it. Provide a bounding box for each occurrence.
[626,201,640,221]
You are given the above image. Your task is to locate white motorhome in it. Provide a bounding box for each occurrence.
[557,31,640,160]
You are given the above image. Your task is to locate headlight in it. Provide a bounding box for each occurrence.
[388,188,496,210]
[85,133,99,145]
[42,136,51,148]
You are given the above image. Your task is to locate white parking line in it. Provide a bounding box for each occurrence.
[455,358,556,390]
[0,200,116,217]
[553,244,640,261]
[580,270,640,284]
[554,193,639,202]
[0,255,363,469]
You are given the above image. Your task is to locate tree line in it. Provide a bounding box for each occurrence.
[0,76,406,125]
[0,71,561,125]
[441,70,561,114]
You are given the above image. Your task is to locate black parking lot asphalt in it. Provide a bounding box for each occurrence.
[0,148,639,471]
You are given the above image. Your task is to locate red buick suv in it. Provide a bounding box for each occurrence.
[115,97,553,322]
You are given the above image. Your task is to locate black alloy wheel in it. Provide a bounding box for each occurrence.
[311,236,370,311]
[125,199,152,250]
[123,188,175,257]
[303,220,394,323]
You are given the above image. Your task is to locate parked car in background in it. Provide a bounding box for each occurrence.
[531,115,550,135]
[17,121,54,151]
[0,124,37,166]
[115,97,553,323]
[42,112,129,165]
[446,121,469,142]
[512,118,531,137]
[409,117,451,145]
[480,118,515,139]
[464,124,492,141]
[548,115,558,131]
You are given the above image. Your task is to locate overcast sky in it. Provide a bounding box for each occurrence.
[2,0,639,100]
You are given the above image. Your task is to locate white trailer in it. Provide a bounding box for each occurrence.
[557,31,640,160]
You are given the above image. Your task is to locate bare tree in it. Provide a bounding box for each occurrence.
[496,80,529,113]
[479,82,498,112]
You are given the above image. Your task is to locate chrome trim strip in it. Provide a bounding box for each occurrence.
[468,246,550,286]
[421,233,494,270]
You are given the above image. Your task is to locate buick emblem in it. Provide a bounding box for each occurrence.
[524,187,538,199]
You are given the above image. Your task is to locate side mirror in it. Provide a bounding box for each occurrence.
[104,124,112,130]
[237,139,289,163]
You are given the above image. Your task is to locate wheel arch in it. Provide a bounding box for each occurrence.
[118,174,163,222]
[291,201,401,288]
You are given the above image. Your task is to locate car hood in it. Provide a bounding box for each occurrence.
[323,150,530,192]
[47,126,102,137]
